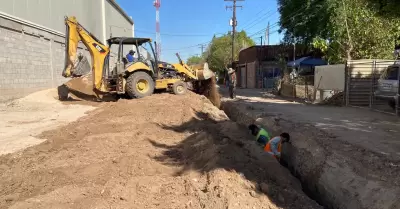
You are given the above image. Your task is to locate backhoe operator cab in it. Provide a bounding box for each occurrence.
[108,37,157,76]
[109,37,186,98]
[106,37,167,98]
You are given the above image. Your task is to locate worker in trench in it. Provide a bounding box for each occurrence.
[248,124,291,161]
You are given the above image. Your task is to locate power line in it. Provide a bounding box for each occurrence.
[241,10,276,31]
[239,9,274,30]
[135,29,224,37]
[165,0,323,53]
[162,41,211,51]
[248,0,324,39]
[240,9,269,27]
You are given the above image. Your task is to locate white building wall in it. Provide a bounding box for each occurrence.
[315,64,345,91]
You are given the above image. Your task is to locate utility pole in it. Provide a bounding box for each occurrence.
[293,36,296,62]
[292,17,296,62]
[260,36,263,45]
[225,0,244,64]
[266,22,270,45]
[199,44,205,55]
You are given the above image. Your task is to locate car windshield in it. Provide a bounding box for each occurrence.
[382,66,399,80]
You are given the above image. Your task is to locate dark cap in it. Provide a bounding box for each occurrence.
[280,132,290,142]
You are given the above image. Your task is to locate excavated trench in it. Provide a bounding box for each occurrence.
[219,100,329,209]
[219,99,400,209]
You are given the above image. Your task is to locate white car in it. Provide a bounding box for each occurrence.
[374,64,399,109]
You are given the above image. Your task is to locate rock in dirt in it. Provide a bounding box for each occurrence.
[249,190,258,198]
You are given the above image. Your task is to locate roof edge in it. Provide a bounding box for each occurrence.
[107,0,134,25]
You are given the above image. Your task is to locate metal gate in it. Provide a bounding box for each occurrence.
[345,59,399,116]
[260,67,280,92]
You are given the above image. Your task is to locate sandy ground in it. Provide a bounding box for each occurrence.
[0,89,96,155]
[0,90,320,209]
[220,87,400,208]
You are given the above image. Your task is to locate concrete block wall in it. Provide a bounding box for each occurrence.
[0,17,93,102]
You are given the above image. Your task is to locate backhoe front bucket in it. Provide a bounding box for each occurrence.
[196,63,215,80]
[58,74,97,101]
[189,62,220,108]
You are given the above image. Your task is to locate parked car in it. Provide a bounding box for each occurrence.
[374,64,399,109]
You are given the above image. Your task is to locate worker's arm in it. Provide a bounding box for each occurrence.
[269,136,281,157]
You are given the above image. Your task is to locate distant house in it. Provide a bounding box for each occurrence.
[234,44,315,89]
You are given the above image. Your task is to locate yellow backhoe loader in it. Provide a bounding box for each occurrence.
[59,16,215,101]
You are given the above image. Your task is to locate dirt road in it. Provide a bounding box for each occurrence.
[0,89,95,155]
[0,90,320,209]
[220,87,400,209]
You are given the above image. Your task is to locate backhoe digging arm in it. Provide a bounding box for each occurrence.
[62,16,110,92]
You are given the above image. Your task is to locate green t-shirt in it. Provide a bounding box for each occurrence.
[255,128,270,145]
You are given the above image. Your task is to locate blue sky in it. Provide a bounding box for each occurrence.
[116,0,283,62]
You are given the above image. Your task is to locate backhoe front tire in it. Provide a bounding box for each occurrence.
[126,72,155,98]
[172,80,187,95]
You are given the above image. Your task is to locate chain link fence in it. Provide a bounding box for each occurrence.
[345,59,399,116]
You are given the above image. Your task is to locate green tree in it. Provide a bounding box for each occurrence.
[204,31,255,72]
[186,55,203,65]
[277,0,400,63]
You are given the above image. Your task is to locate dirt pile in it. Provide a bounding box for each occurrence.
[0,92,318,209]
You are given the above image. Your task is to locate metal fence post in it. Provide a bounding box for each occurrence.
[369,60,376,109]
[397,67,400,116]
[345,60,350,106]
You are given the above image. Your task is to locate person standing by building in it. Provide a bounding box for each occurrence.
[228,68,236,99]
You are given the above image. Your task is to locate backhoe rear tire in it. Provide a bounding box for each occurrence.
[126,71,155,98]
[172,80,187,95]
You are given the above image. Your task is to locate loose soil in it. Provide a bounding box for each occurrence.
[0,90,320,209]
